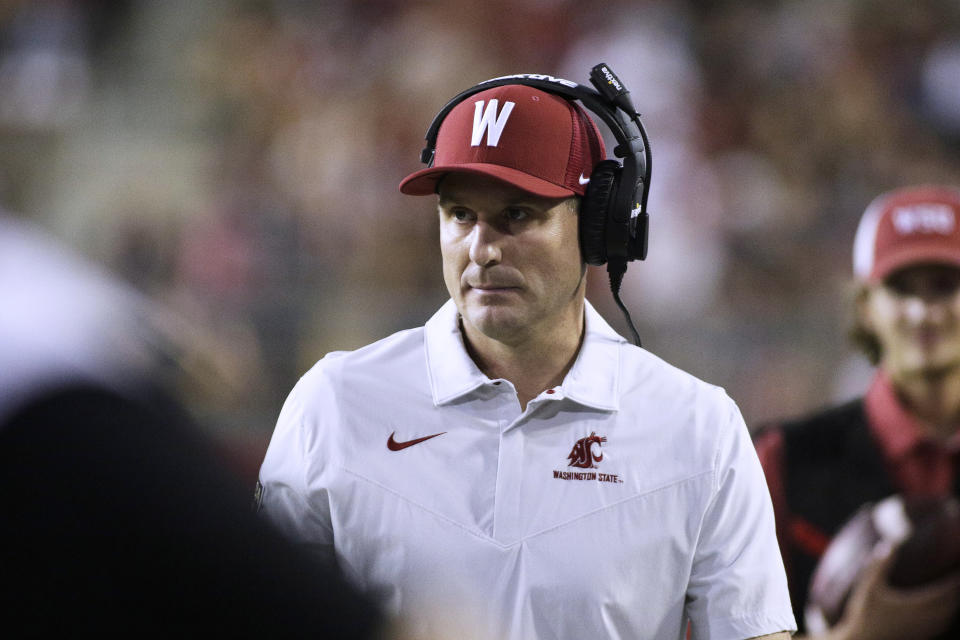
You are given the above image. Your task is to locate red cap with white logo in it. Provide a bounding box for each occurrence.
[853,185,960,282]
[399,84,606,198]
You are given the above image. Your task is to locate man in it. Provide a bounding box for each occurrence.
[258,76,795,639]
[755,185,960,639]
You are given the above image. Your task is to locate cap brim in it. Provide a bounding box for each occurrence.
[870,246,960,282]
[399,163,579,198]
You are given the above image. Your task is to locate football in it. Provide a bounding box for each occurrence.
[805,494,960,632]
[888,495,960,588]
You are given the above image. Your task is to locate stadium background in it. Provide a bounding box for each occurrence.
[3,0,960,484]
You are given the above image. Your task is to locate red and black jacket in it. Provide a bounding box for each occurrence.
[755,399,960,636]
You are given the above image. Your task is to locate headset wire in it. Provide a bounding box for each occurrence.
[607,258,641,347]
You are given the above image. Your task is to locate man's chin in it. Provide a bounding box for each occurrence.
[906,354,960,380]
[461,307,527,342]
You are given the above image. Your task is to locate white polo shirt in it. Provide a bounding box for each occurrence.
[258,300,796,640]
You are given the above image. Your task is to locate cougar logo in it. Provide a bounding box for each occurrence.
[472,99,515,147]
[567,432,607,469]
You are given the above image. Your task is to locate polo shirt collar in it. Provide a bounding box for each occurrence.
[563,301,622,411]
[423,298,624,410]
[424,300,488,405]
[864,370,960,459]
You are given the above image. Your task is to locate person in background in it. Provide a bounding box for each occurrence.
[755,185,960,639]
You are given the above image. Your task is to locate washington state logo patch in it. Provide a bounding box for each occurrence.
[553,432,622,483]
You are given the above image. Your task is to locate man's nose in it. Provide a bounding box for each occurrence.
[903,295,946,324]
[468,220,503,266]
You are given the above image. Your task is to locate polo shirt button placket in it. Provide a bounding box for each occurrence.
[493,403,526,544]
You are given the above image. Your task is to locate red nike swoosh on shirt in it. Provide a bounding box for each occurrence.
[386,431,446,451]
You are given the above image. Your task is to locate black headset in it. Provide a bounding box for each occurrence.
[418,63,653,346]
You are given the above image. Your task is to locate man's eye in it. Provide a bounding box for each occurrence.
[886,269,960,298]
[451,209,473,222]
[506,208,528,222]
[931,275,960,296]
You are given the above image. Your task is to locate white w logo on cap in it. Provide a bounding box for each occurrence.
[471,99,515,147]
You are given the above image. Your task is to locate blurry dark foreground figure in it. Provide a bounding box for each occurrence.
[0,212,387,638]
[755,185,960,639]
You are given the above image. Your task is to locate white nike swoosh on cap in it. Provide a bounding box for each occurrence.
[578,174,590,185]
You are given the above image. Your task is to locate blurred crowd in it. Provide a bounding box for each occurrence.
[2,0,960,482]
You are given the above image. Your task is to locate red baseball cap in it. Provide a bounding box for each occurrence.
[399,84,606,198]
[853,185,960,282]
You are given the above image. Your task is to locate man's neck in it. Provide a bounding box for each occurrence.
[461,308,585,411]
[892,366,960,440]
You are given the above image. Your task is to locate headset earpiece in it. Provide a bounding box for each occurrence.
[579,160,621,266]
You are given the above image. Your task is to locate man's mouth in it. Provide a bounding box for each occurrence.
[468,284,521,297]
[916,328,942,349]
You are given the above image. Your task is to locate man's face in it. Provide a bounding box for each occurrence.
[861,263,960,381]
[437,173,586,346]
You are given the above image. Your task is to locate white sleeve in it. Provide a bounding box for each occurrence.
[257,372,335,557]
[685,397,797,640]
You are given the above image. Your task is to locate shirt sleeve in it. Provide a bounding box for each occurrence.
[685,397,797,640]
[258,370,335,558]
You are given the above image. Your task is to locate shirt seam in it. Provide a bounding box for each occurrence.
[297,389,336,538]
[341,464,507,547]
[341,463,712,547]
[423,315,441,406]
[525,468,713,540]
